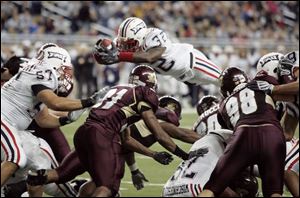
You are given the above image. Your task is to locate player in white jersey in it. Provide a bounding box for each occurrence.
[1,43,106,187]
[94,17,222,86]
[248,51,299,197]
[163,96,258,197]
[1,129,77,197]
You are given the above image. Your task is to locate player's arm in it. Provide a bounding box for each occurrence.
[118,47,166,63]
[159,122,200,144]
[122,128,155,157]
[141,109,190,160]
[33,85,108,111]
[271,80,299,95]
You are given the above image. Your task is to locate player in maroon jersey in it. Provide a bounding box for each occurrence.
[124,95,200,190]
[27,65,197,197]
[199,67,286,197]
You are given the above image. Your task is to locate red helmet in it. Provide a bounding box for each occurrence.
[219,67,248,97]
[159,95,182,119]
[196,95,219,116]
[129,65,157,91]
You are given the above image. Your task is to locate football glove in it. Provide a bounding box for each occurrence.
[94,39,119,65]
[278,57,293,76]
[247,80,274,94]
[67,108,87,122]
[131,169,148,190]
[153,151,173,165]
[81,86,110,108]
[26,169,48,186]
[188,147,209,159]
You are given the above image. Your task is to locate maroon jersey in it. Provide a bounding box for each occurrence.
[88,84,159,133]
[219,84,281,130]
[192,104,221,137]
[129,107,180,147]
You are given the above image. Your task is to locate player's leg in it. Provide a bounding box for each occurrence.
[257,125,286,197]
[190,49,222,86]
[33,125,71,163]
[78,180,96,197]
[74,123,124,197]
[284,138,299,197]
[1,121,27,186]
[199,128,252,197]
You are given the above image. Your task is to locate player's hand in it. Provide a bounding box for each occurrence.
[153,151,173,165]
[89,86,110,104]
[188,147,209,159]
[67,108,87,122]
[94,39,119,65]
[26,169,48,186]
[247,80,274,94]
[131,169,148,190]
[278,57,293,76]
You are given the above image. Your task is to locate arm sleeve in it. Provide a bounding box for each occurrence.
[31,84,52,96]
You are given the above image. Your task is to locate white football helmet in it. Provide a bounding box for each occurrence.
[117,17,148,52]
[256,52,284,80]
[36,43,73,96]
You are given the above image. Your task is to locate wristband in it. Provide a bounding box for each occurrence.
[59,116,71,126]
[129,163,138,172]
[174,146,189,160]
[119,52,134,62]
[81,98,94,108]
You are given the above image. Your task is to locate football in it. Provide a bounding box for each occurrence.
[99,38,113,50]
[93,38,113,64]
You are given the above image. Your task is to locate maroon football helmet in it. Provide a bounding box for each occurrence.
[196,95,219,116]
[159,95,182,119]
[219,67,248,97]
[230,170,259,197]
[129,65,158,91]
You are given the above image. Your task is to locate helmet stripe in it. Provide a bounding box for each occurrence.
[122,18,134,38]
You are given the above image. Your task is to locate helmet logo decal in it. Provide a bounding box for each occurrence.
[130,22,146,35]
[259,54,281,67]
[146,72,157,84]
[233,74,246,85]
[47,51,67,62]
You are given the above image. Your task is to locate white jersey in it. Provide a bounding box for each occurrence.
[163,129,232,197]
[1,61,58,130]
[141,28,221,85]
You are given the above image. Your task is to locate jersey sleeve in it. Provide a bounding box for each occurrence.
[254,70,279,85]
[136,86,159,114]
[141,28,170,52]
[30,68,58,91]
[155,108,180,126]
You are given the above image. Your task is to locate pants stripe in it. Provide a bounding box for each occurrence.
[193,66,219,79]
[195,57,220,71]
[288,156,299,170]
[1,121,20,164]
[195,62,221,75]
[1,129,16,162]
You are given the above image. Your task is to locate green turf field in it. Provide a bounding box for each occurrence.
[61,112,297,197]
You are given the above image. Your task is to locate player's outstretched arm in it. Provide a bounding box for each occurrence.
[128,47,166,63]
[159,122,200,144]
[142,109,189,160]
[272,80,299,95]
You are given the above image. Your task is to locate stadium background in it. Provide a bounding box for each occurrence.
[1,1,299,197]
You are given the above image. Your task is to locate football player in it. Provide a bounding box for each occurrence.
[1,130,77,197]
[1,43,106,187]
[124,95,200,191]
[199,67,286,197]
[93,17,222,86]
[1,53,74,164]
[247,51,299,197]
[27,65,198,197]
[164,95,258,197]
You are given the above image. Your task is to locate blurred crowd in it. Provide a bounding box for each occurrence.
[1,1,299,41]
[1,1,299,107]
